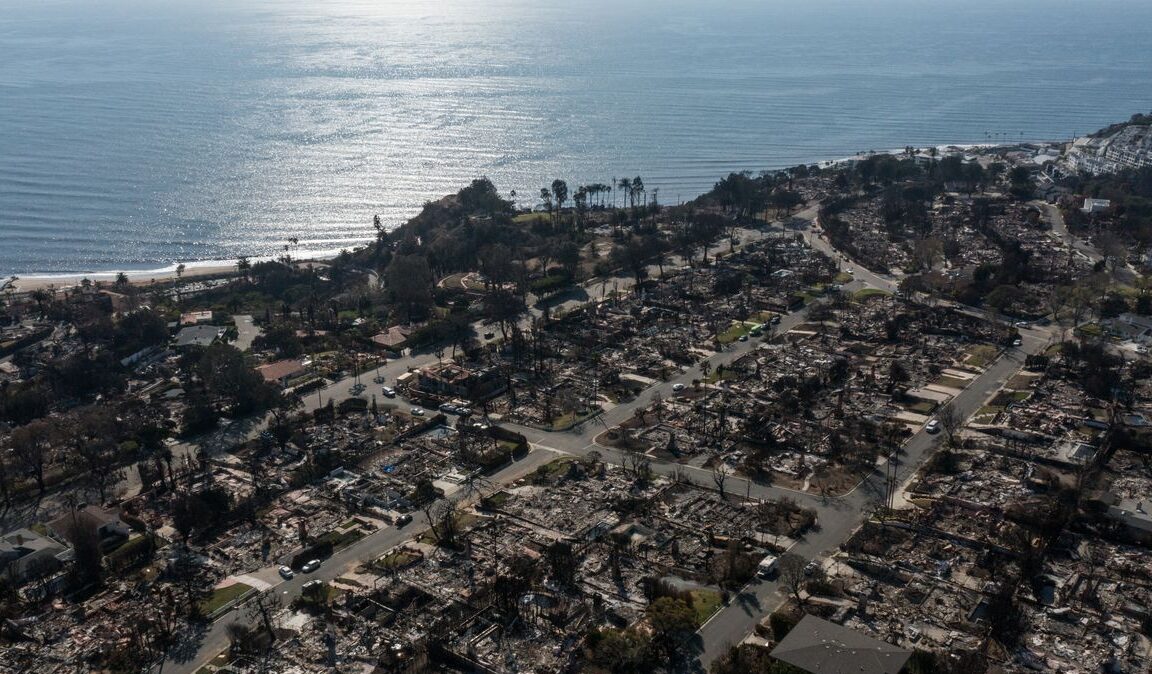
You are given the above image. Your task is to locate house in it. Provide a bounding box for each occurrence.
[258,358,310,387]
[371,325,413,352]
[48,506,130,550]
[1082,198,1111,214]
[174,324,224,349]
[0,528,69,583]
[770,615,912,674]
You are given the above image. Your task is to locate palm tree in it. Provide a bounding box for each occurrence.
[631,176,644,211]
[551,179,569,228]
[115,272,129,288]
[618,177,632,211]
[236,256,251,282]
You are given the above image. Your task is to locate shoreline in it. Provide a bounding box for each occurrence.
[5,139,1058,293]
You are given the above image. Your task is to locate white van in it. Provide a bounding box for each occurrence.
[758,555,779,578]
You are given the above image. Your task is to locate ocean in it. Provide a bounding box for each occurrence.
[1,0,1150,275]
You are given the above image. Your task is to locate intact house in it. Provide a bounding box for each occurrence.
[48,506,131,552]
[771,614,913,674]
[174,324,225,349]
[257,357,311,388]
[1,528,69,584]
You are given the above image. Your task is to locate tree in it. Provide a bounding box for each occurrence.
[422,499,459,548]
[646,597,697,663]
[712,463,731,500]
[59,507,104,588]
[777,553,808,604]
[236,256,251,282]
[938,402,964,447]
[546,541,579,589]
[551,179,569,227]
[386,251,434,321]
[9,419,53,495]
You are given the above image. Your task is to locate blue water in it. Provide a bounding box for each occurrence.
[1,0,1150,275]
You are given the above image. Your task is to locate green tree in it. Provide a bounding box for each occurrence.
[646,597,697,662]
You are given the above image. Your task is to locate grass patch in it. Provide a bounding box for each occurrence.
[417,512,481,545]
[1076,323,1103,337]
[906,401,936,415]
[965,345,1000,369]
[548,407,600,431]
[834,272,854,283]
[853,288,890,301]
[482,490,512,508]
[514,212,550,225]
[315,527,365,551]
[376,548,422,571]
[530,458,578,484]
[716,321,753,344]
[200,582,253,615]
[1011,391,1031,402]
[690,589,724,625]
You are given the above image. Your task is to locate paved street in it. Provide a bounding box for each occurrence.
[157,203,1062,672]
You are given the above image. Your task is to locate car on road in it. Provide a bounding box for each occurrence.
[804,560,821,576]
[738,334,749,342]
[278,566,294,580]
[411,407,425,417]
[757,554,779,578]
[439,403,457,414]
[381,386,396,398]
[925,419,941,434]
[302,579,323,592]
[672,383,686,392]
[770,315,781,325]
[301,559,321,573]
[1012,338,1023,347]
[395,513,413,527]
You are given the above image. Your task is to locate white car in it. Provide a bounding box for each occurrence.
[925,419,941,434]
[757,555,779,578]
[301,559,321,573]
[381,386,396,398]
[411,407,425,417]
[672,383,686,392]
[278,566,294,580]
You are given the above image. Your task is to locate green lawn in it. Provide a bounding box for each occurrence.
[717,322,753,344]
[376,549,422,571]
[690,589,723,625]
[965,345,1000,369]
[200,582,254,615]
[514,212,550,225]
[853,288,890,301]
[907,401,936,415]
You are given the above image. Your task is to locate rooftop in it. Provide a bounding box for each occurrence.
[771,615,912,674]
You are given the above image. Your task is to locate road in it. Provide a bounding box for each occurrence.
[160,204,1056,671]
[161,446,561,674]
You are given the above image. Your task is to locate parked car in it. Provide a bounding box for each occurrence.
[411,407,425,417]
[757,555,779,578]
[278,566,294,580]
[672,383,686,392]
[483,331,495,340]
[770,315,781,325]
[738,334,749,342]
[439,403,457,414]
[925,419,941,434]
[804,560,821,576]
[381,386,396,398]
[395,513,413,527]
[301,559,321,573]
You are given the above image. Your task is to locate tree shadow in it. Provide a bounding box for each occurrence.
[166,621,209,665]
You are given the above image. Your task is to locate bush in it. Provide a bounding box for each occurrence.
[769,612,797,641]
